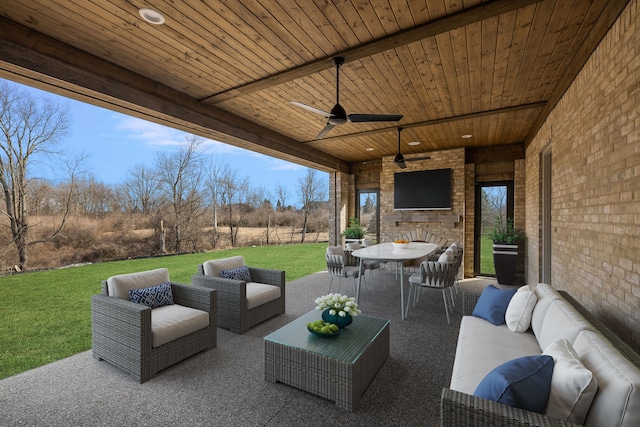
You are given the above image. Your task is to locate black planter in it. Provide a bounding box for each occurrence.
[493,243,519,285]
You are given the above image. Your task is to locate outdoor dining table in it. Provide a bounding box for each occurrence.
[351,242,438,320]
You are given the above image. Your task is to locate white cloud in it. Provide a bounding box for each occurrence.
[115,117,184,147]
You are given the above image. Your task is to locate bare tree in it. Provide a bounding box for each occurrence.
[0,82,74,270]
[203,156,229,248]
[154,135,204,253]
[122,163,159,214]
[218,167,250,247]
[274,183,288,211]
[297,169,326,243]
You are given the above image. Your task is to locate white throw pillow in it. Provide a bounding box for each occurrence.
[438,250,452,263]
[543,338,598,425]
[505,290,537,332]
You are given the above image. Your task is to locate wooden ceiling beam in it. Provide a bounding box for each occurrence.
[302,102,546,144]
[0,17,349,173]
[204,0,546,104]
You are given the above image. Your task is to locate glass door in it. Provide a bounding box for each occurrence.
[357,189,379,243]
[474,182,514,276]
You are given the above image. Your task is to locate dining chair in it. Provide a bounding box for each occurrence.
[346,241,384,288]
[406,252,457,324]
[325,245,364,296]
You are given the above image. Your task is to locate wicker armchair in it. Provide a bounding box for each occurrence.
[91,268,217,383]
[191,256,285,334]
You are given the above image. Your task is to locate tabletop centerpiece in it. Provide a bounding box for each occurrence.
[315,293,361,328]
[392,238,410,249]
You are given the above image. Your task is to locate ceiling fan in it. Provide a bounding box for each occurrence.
[394,127,431,169]
[291,57,403,139]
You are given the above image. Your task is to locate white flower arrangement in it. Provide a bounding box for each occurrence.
[314,293,361,317]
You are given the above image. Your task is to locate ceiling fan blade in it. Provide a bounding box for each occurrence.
[348,113,403,123]
[290,101,332,118]
[316,122,336,139]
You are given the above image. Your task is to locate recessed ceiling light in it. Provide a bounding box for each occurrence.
[409,141,421,146]
[462,134,473,139]
[366,147,374,151]
[139,8,165,25]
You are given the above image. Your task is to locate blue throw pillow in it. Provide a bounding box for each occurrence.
[474,355,554,413]
[128,282,174,309]
[472,285,517,325]
[220,265,252,282]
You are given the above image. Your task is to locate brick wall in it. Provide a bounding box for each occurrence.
[525,0,640,351]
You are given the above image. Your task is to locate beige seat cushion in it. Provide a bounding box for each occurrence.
[151,304,209,348]
[107,268,170,300]
[246,283,281,310]
[450,315,542,394]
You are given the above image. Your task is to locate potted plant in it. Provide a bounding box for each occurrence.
[489,216,525,285]
[342,217,366,244]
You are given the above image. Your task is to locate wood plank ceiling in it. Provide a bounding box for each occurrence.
[0,0,630,173]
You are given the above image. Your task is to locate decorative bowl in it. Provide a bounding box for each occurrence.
[392,242,410,249]
[307,325,341,338]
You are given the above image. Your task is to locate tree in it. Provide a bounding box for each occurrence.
[154,135,204,253]
[122,163,159,214]
[274,183,288,211]
[218,167,250,247]
[0,82,73,270]
[203,156,229,248]
[297,169,325,243]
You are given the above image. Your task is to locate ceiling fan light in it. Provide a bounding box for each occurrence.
[328,104,347,125]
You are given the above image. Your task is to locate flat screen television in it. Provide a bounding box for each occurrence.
[394,168,452,210]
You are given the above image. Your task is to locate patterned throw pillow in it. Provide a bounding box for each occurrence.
[220,265,252,282]
[128,282,174,309]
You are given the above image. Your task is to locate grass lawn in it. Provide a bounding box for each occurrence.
[480,236,496,275]
[0,243,327,380]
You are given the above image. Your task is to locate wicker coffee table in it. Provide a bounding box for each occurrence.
[264,310,390,411]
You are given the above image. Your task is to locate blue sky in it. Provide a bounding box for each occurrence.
[8,80,327,207]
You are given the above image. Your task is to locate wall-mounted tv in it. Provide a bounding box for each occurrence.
[394,168,452,210]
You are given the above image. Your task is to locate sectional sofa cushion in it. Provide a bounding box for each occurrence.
[572,330,640,427]
[450,316,542,394]
[535,299,595,351]
[542,338,598,425]
[473,355,554,413]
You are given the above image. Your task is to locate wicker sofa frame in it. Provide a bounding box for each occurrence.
[440,290,640,427]
[192,264,285,334]
[91,281,217,383]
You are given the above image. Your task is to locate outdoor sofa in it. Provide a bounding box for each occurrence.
[442,282,640,426]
